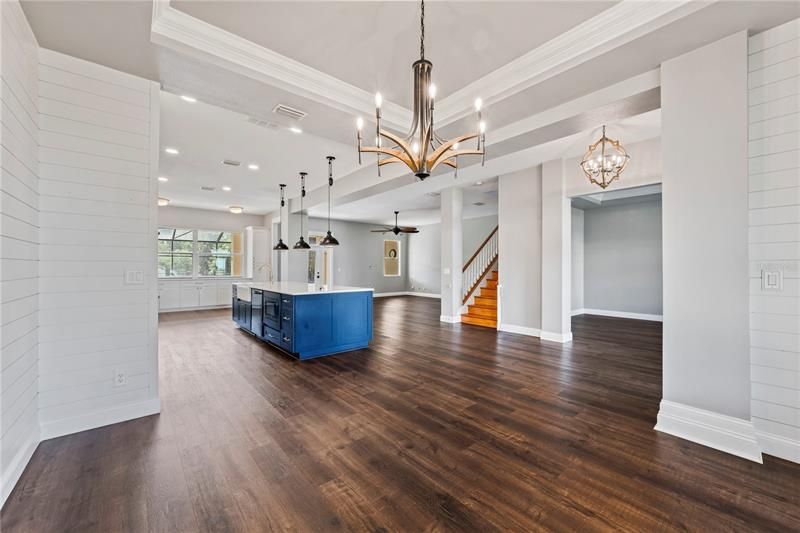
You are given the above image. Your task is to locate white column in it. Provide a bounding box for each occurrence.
[440,186,463,322]
[497,167,542,335]
[657,31,757,461]
[541,159,572,343]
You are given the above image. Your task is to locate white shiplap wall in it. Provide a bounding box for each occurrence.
[37,49,160,439]
[0,0,40,504]
[748,18,800,464]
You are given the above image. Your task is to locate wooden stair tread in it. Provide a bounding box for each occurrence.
[461,315,497,328]
[468,305,497,318]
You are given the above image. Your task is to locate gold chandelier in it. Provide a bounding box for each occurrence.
[355,0,485,180]
[580,125,630,189]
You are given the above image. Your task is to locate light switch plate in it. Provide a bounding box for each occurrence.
[124,270,144,285]
[761,269,783,291]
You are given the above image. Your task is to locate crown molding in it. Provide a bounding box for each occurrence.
[434,0,714,126]
[150,1,411,131]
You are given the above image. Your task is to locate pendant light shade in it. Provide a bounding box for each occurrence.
[274,183,289,250]
[294,172,311,250]
[320,156,340,247]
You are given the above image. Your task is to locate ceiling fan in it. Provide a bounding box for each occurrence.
[371,211,419,235]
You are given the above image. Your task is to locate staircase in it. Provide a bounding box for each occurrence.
[461,269,498,328]
[460,226,498,329]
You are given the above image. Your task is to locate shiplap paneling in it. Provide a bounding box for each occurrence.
[748,18,800,464]
[0,0,39,506]
[36,48,160,440]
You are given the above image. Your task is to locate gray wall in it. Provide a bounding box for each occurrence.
[581,199,663,315]
[307,217,408,293]
[407,214,498,295]
[571,208,584,311]
[661,31,750,420]
[498,167,542,331]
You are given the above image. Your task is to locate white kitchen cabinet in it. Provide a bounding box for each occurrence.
[158,283,181,310]
[179,281,200,308]
[217,281,233,305]
[198,282,218,307]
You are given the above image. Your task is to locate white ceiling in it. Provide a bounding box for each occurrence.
[309,177,500,227]
[20,0,800,224]
[158,92,359,214]
[171,1,617,109]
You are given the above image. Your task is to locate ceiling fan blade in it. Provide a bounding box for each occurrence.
[398,226,418,231]
[370,229,390,233]
[401,229,420,233]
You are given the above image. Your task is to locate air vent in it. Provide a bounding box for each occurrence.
[426,192,441,197]
[201,186,216,191]
[247,117,280,129]
[272,103,307,121]
[473,201,485,206]
[221,159,241,167]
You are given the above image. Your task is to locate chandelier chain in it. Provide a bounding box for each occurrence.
[420,0,425,60]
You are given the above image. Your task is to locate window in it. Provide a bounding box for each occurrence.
[198,230,243,277]
[158,228,243,278]
[158,228,193,277]
[383,240,400,277]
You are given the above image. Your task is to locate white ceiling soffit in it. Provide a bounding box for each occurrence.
[150,0,710,129]
[150,0,411,132]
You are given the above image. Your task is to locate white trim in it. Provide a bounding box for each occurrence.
[440,315,461,323]
[435,0,709,125]
[373,291,441,299]
[655,400,763,463]
[540,331,573,343]
[150,2,410,131]
[1,428,40,508]
[574,308,663,322]
[149,0,705,132]
[40,398,162,441]
[756,430,800,464]
[498,323,541,337]
[158,304,231,313]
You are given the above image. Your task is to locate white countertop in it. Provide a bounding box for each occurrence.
[234,281,374,296]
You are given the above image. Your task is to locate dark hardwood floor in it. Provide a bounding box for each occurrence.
[3,297,799,531]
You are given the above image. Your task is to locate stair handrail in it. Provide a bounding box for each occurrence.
[462,226,498,304]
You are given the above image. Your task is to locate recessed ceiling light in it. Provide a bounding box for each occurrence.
[247,163,259,170]
[158,176,168,182]
[164,147,179,155]
[229,206,244,214]
[222,186,231,192]
[180,95,197,103]
[289,127,302,134]
[157,197,170,206]
[474,180,483,186]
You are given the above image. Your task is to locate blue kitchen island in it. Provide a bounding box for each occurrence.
[232,282,373,360]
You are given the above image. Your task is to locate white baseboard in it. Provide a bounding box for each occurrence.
[540,331,573,343]
[655,400,763,463]
[158,304,230,314]
[498,323,541,337]
[1,427,40,508]
[440,315,461,323]
[40,398,161,441]
[574,308,663,322]
[757,430,800,464]
[374,291,441,299]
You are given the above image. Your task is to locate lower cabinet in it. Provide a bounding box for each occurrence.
[159,279,245,312]
[233,288,373,360]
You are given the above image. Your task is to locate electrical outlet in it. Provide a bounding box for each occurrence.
[113,369,126,387]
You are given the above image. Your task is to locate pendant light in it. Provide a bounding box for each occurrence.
[273,183,289,251]
[293,172,311,250]
[319,156,340,247]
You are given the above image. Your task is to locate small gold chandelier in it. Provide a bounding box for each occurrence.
[355,0,485,180]
[580,125,630,189]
